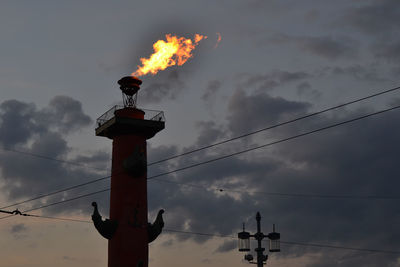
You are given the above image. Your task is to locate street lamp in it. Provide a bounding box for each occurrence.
[268,224,280,252]
[238,212,281,267]
[238,223,251,252]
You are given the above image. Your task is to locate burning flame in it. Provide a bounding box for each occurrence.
[132,34,207,76]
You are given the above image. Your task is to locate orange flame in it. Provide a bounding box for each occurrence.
[132,34,207,77]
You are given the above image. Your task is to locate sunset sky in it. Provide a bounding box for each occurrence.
[1,1,400,266]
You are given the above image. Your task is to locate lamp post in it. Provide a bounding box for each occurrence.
[238,212,280,266]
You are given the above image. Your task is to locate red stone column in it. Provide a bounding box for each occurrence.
[108,108,149,267]
[95,103,164,267]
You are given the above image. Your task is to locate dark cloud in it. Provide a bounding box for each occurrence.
[0,96,108,213]
[140,70,185,104]
[0,100,39,148]
[10,223,28,239]
[147,88,400,266]
[269,34,359,60]
[0,96,91,151]
[339,1,400,72]
[227,89,310,136]
[239,70,311,92]
[202,80,222,102]
[296,81,321,99]
[195,121,227,147]
[45,95,92,133]
[343,0,400,36]
[328,65,384,82]
[372,41,400,63]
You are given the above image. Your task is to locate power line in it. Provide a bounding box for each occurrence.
[150,178,400,200]
[4,211,400,255]
[1,86,399,210]
[24,214,92,223]
[1,103,399,219]
[0,188,110,220]
[147,85,400,166]
[0,174,112,210]
[147,104,400,180]
[163,229,400,255]
[0,147,109,171]
[279,241,400,255]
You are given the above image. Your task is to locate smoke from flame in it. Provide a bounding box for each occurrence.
[132,34,207,77]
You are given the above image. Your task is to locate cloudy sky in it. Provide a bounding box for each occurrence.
[1,0,400,266]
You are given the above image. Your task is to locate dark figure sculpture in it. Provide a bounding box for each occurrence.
[148,209,165,243]
[91,202,165,243]
[91,202,118,239]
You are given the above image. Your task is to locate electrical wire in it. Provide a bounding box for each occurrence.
[150,178,400,200]
[1,103,399,220]
[279,241,400,254]
[163,229,400,254]
[0,188,110,220]
[1,86,400,210]
[4,209,400,255]
[147,85,400,166]
[0,147,108,171]
[0,174,112,210]
[146,104,400,180]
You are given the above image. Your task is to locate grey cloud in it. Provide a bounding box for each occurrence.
[0,96,92,151]
[269,34,359,60]
[195,121,227,147]
[329,65,384,82]
[62,256,78,262]
[10,223,29,239]
[0,97,108,211]
[11,223,27,234]
[72,151,111,171]
[296,82,321,100]
[201,258,212,264]
[161,239,174,247]
[388,98,400,107]
[372,41,400,62]
[0,100,39,148]
[146,92,400,267]
[227,89,310,136]
[215,240,236,253]
[343,0,400,35]
[140,70,185,104]
[3,89,400,266]
[46,95,92,133]
[240,70,311,92]
[202,80,222,102]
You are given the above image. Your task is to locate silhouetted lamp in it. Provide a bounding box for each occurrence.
[244,254,254,262]
[118,76,142,107]
[267,224,281,252]
[238,223,251,252]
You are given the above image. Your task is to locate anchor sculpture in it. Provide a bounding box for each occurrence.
[91,202,165,242]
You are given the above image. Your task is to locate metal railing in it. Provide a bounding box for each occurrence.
[96,105,165,128]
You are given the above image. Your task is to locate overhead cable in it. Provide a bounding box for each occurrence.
[1,86,399,209]
[1,103,399,219]
[4,211,400,255]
